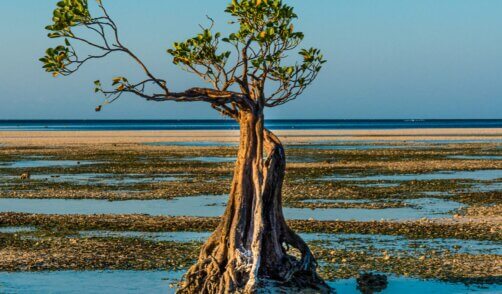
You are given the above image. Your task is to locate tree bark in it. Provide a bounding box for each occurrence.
[179,111,331,293]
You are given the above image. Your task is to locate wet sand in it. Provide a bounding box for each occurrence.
[0,128,501,146]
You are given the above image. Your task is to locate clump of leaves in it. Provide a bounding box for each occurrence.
[225,0,301,44]
[168,29,231,68]
[45,0,91,34]
[39,45,71,77]
[40,0,92,77]
[166,0,325,106]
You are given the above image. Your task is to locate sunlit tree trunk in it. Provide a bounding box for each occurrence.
[180,110,331,293]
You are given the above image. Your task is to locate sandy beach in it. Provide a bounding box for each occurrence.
[0,128,501,146]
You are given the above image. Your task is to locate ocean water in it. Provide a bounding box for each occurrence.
[0,119,501,131]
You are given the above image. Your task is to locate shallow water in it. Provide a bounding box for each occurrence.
[0,270,499,293]
[77,231,501,255]
[79,231,213,243]
[147,141,238,147]
[314,139,502,144]
[0,196,462,221]
[355,183,401,188]
[410,139,502,144]
[0,196,225,217]
[422,191,453,197]
[173,156,311,163]
[0,226,35,233]
[179,156,237,163]
[470,182,502,192]
[308,233,502,255]
[449,155,502,160]
[328,276,501,293]
[9,173,178,185]
[293,140,502,150]
[301,199,374,204]
[1,160,97,169]
[286,198,462,221]
[0,270,182,294]
[325,170,502,182]
[291,144,407,150]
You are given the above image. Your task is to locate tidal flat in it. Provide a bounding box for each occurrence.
[0,129,500,292]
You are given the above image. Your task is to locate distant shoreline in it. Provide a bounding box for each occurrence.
[1,128,501,146]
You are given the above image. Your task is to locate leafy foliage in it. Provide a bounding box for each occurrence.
[41,0,326,113]
[168,30,230,67]
[45,0,91,34]
[225,0,302,44]
[39,45,71,77]
[39,0,102,77]
[167,0,325,105]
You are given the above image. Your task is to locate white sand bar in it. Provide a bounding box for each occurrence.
[0,128,501,146]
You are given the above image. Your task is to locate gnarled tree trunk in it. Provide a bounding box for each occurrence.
[179,110,331,293]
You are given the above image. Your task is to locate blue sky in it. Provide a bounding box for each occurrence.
[0,0,501,119]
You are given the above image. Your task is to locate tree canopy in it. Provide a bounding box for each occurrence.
[41,0,325,117]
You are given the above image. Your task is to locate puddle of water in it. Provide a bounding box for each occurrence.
[0,196,462,221]
[289,156,319,163]
[329,276,501,294]
[147,142,238,147]
[7,174,178,185]
[469,182,502,192]
[1,160,97,169]
[79,231,212,243]
[325,170,502,182]
[292,198,461,221]
[0,196,227,218]
[0,226,36,233]
[422,191,453,197]
[301,199,373,204]
[180,157,236,163]
[77,231,501,255]
[355,183,401,188]
[169,156,312,163]
[449,155,502,160]
[305,233,502,255]
[0,271,498,293]
[314,139,502,144]
[418,139,502,144]
[0,270,183,294]
[291,144,406,150]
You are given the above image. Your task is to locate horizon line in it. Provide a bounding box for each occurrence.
[0,118,501,122]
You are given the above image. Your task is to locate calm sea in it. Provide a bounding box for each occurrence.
[0,120,500,131]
